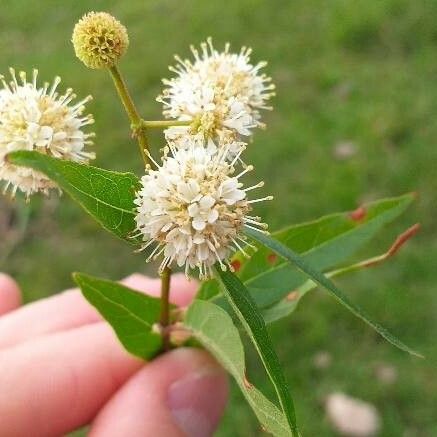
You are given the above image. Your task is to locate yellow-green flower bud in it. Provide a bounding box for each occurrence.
[72,12,129,69]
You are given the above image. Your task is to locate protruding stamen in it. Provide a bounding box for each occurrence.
[145,149,161,168]
[244,181,264,192]
[229,145,246,168]
[146,243,164,262]
[248,195,273,204]
[236,165,254,179]
[49,76,61,97]
[231,237,250,258]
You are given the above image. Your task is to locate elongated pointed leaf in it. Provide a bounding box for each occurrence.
[73,273,162,359]
[215,267,298,436]
[240,194,414,281]
[242,194,415,307]
[185,300,290,436]
[8,151,140,242]
[198,194,415,308]
[263,224,421,324]
[245,227,423,358]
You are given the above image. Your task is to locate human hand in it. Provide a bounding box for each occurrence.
[0,273,228,437]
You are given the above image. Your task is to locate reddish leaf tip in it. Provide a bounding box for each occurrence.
[387,223,420,257]
[363,223,420,268]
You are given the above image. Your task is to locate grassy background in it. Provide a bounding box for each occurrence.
[1,0,436,435]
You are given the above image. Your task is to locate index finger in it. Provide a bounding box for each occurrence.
[0,273,198,349]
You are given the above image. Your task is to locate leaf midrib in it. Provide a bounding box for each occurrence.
[76,276,154,329]
[186,304,289,434]
[63,177,136,216]
[244,197,411,286]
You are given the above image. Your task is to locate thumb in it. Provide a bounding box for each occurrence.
[90,347,229,437]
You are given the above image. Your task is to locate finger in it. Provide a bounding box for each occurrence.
[0,322,143,437]
[0,273,198,349]
[0,274,160,349]
[90,348,229,437]
[0,273,21,315]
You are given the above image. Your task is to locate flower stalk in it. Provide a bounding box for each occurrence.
[108,65,150,166]
[109,65,174,344]
[160,266,172,350]
[141,119,191,128]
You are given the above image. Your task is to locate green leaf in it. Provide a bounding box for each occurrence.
[241,194,416,308]
[196,278,221,301]
[198,194,415,311]
[8,151,140,242]
[245,227,423,358]
[185,300,290,437]
[73,272,162,359]
[263,224,421,324]
[240,194,414,278]
[215,267,298,436]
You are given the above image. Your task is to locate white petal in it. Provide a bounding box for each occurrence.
[199,195,215,209]
[197,243,209,261]
[188,203,199,217]
[193,233,205,244]
[192,217,206,231]
[207,208,219,223]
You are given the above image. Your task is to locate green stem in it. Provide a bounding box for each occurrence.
[160,266,172,350]
[141,119,191,128]
[109,64,174,349]
[108,65,150,166]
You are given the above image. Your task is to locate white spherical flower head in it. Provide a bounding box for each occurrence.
[164,127,247,165]
[134,144,272,279]
[157,38,275,152]
[0,68,95,196]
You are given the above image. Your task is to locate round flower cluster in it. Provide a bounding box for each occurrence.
[72,11,129,69]
[134,144,270,279]
[0,69,95,196]
[135,40,274,278]
[157,38,275,158]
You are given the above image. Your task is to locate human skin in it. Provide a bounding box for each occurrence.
[0,273,229,437]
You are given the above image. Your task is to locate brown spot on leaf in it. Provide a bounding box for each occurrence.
[243,373,254,390]
[231,259,242,272]
[267,252,277,264]
[286,290,299,301]
[349,206,367,222]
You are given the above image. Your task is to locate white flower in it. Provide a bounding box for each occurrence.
[0,68,95,196]
[134,143,271,279]
[164,126,246,163]
[157,38,275,153]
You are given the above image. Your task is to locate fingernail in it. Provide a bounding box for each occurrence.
[168,366,228,437]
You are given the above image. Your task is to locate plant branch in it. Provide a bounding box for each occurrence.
[109,65,174,351]
[141,119,191,128]
[108,65,150,166]
[160,266,172,350]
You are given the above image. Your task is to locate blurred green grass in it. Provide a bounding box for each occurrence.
[1,0,436,435]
